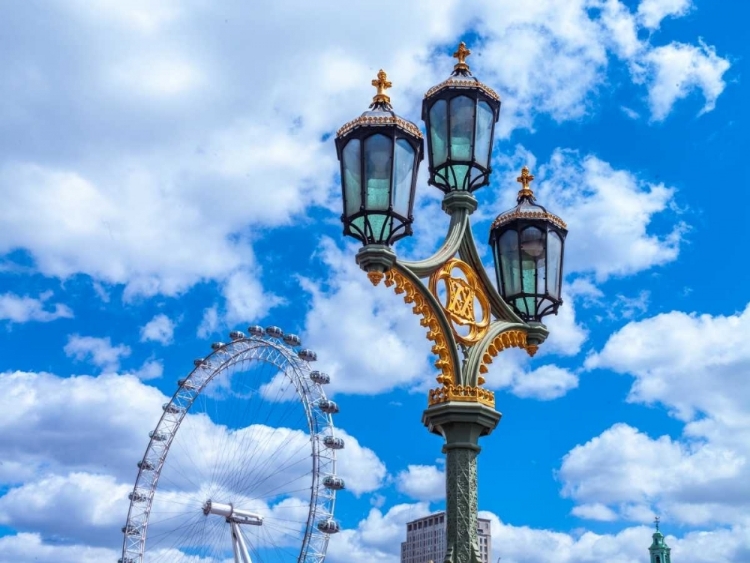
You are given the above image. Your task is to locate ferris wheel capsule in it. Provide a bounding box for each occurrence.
[322,475,345,490]
[318,399,339,414]
[247,325,265,336]
[229,330,245,340]
[317,519,340,534]
[193,358,207,368]
[298,349,317,361]
[265,326,284,339]
[283,333,302,347]
[310,371,331,384]
[211,342,225,350]
[323,436,345,449]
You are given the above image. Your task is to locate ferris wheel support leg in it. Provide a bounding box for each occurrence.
[231,521,253,563]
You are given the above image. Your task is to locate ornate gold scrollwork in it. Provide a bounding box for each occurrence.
[429,259,490,346]
[478,330,531,375]
[428,384,495,408]
[383,268,456,386]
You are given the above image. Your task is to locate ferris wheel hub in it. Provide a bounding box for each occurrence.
[203,499,264,526]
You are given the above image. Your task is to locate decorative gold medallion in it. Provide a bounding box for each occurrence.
[429,259,490,345]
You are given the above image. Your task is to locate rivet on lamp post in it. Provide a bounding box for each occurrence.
[334,43,567,563]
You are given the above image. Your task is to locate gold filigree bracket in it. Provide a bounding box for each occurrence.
[478,330,533,376]
[428,384,494,408]
[383,267,457,386]
[428,259,490,346]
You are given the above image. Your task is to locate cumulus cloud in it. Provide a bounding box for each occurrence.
[0,369,386,551]
[500,148,688,282]
[140,313,176,345]
[558,304,750,526]
[63,335,131,372]
[0,0,728,299]
[643,40,731,121]
[301,237,435,395]
[396,465,445,502]
[0,290,73,323]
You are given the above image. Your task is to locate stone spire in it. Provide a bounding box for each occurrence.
[649,517,672,563]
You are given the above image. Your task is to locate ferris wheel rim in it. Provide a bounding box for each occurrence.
[120,331,340,563]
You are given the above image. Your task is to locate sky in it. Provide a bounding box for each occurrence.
[0,0,748,562]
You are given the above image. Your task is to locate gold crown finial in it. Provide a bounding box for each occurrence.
[516,166,535,199]
[453,42,471,72]
[371,69,392,106]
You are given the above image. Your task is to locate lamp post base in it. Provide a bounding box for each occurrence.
[423,401,501,563]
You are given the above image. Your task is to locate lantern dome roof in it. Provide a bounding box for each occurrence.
[335,69,422,140]
[490,167,567,231]
[423,42,500,103]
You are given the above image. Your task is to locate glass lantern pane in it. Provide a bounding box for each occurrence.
[429,100,448,167]
[342,139,361,217]
[520,227,545,318]
[474,101,493,168]
[367,214,391,243]
[498,230,521,297]
[392,138,415,217]
[364,134,393,211]
[449,96,475,161]
[547,231,562,299]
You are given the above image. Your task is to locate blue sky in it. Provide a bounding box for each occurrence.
[0,0,747,562]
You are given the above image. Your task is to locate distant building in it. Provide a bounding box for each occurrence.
[649,517,672,563]
[400,512,491,563]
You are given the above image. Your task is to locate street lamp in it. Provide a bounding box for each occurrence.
[334,42,567,563]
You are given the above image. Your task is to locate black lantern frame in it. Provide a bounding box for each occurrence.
[488,175,567,322]
[335,118,423,246]
[421,47,501,193]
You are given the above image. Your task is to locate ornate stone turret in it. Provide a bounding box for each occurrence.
[649,517,672,563]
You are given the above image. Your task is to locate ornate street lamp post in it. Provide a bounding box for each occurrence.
[335,43,568,563]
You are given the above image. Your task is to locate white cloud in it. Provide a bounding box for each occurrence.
[129,358,163,380]
[327,503,750,563]
[0,369,386,552]
[396,465,445,502]
[0,290,73,323]
[637,0,693,30]
[301,237,435,395]
[0,472,131,546]
[327,502,432,563]
[512,149,687,282]
[0,0,728,298]
[571,503,619,521]
[511,364,579,400]
[140,313,175,345]
[63,335,131,372]
[643,40,731,121]
[0,533,117,563]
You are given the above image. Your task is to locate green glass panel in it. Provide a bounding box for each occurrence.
[449,164,469,191]
[547,231,562,299]
[342,139,361,217]
[364,134,392,211]
[368,214,391,242]
[520,227,544,318]
[498,230,521,296]
[429,100,448,166]
[351,216,366,237]
[474,101,493,168]
[449,96,474,161]
[392,138,415,217]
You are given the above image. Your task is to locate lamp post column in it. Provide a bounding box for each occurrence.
[424,402,501,563]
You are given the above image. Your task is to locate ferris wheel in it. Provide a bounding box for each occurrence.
[120,325,344,563]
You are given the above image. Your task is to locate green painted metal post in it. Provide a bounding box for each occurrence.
[424,402,501,563]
